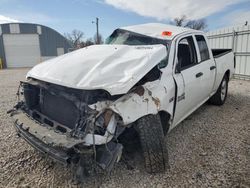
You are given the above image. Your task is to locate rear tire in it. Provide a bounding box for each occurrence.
[136,114,169,173]
[209,74,229,105]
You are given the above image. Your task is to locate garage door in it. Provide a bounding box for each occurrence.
[3,34,41,68]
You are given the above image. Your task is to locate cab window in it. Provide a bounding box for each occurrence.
[195,35,210,62]
[177,36,197,70]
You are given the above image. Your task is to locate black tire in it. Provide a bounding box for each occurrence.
[209,74,229,105]
[136,114,169,173]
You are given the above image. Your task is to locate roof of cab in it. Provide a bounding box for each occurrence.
[120,23,197,40]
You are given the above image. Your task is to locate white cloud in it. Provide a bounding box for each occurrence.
[0,15,19,24]
[104,0,247,20]
[4,13,57,24]
[0,13,55,25]
[0,12,60,26]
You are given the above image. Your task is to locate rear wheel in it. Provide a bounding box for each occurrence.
[209,75,229,105]
[136,114,169,173]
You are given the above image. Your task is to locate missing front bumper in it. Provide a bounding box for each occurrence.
[12,111,123,172]
[14,120,71,165]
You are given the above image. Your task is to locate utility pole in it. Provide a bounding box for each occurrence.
[96,17,99,44]
[92,17,100,44]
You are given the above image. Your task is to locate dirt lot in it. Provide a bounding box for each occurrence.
[0,68,249,188]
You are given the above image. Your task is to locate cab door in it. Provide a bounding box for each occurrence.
[194,35,216,99]
[173,35,205,126]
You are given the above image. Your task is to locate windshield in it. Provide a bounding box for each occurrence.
[106,29,170,69]
[106,29,170,48]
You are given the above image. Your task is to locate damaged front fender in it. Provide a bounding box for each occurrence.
[110,88,159,124]
[89,80,173,125]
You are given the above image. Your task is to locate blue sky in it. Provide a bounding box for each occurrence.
[0,0,250,39]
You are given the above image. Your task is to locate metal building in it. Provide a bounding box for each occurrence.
[206,25,250,80]
[0,23,72,68]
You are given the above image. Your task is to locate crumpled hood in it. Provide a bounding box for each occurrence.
[27,44,167,95]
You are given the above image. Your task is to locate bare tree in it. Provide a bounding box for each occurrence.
[64,30,84,48]
[185,19,207,30]
[171,15,207,31]
[64,29,103,50]
[84,38,95,47]
[172,15,186,26]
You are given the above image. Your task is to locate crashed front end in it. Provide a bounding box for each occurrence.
[9,44,171,177]
[10,79,124,173]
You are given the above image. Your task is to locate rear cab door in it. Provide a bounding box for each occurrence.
[172,33,216,127]
[194,34,216,98]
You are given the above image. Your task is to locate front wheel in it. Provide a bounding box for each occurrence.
[135,114,169,173]
[209,75,229,105]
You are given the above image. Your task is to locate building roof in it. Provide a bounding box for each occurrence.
[121,23,196,40]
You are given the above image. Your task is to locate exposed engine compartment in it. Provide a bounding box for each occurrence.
[21,79,122,138]
[11,79,126,177]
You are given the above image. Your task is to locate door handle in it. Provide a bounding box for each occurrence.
[210,66,216,70]
[196,72,203,78]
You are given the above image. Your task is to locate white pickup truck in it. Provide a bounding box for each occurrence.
[10,23,235,178]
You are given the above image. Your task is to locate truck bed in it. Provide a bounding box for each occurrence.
[211,49,235,92]
[212,49,232,58]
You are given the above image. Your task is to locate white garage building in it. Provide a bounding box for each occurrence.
[0,23,72,68]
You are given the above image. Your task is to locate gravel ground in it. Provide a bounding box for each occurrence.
[0,68,249,188]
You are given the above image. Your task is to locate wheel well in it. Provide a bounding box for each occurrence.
[158,111,171,135]
[225,70,230,79]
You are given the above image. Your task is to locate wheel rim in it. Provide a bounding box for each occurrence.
[221,78,227,101]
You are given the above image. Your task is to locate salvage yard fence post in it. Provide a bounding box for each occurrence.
[0,58,3,69]
[206,25,250,80]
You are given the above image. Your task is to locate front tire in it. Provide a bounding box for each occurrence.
[209,74,229,105]
[136,114,169,173]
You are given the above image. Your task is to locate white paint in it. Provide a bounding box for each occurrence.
[111,88,159,124]
[25,24,235,138]
[37,26,42,34]
[171,33,234,129]
[88,32,234,130]
[121,23,194,40]
[9,23,20,34]
[213,51,235,88]
[3,34,41,68]
[27,44,167,95]
[57,47,64,56]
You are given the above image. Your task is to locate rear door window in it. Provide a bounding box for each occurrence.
[195,35,210,62]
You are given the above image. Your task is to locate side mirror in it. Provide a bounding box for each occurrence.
[158,57,167,69]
